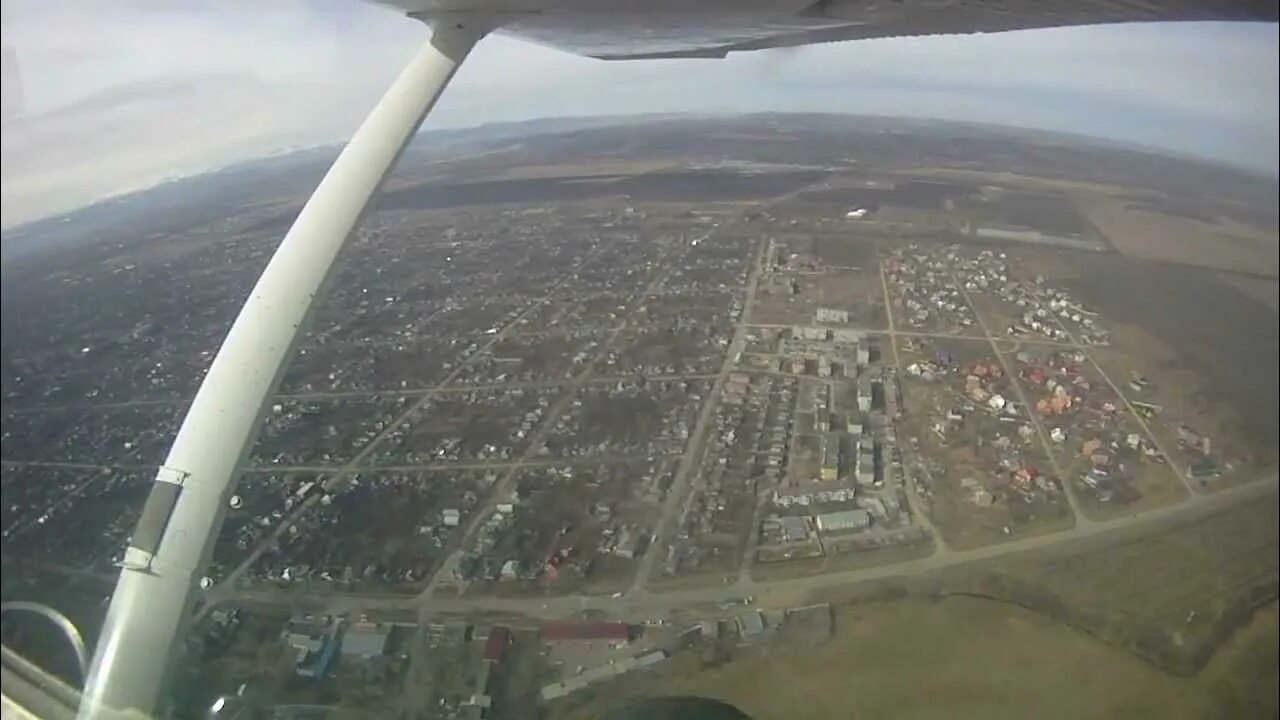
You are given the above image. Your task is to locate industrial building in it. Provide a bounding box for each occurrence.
[341,622,391,661]
[792,326,828,341]
[857,377,873,412]
[854,439,875,486]
[282,616,343,678]
[815,509,872,533]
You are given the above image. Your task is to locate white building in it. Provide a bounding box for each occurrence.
[832,328,862,344]
[792,326,829,341]
[815,307,849,323]
[442,508,461,527]
[815,509,872,533]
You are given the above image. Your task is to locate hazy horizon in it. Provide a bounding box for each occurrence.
[1,1,1276,228]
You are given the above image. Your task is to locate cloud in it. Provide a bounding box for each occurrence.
[1,0,1276,228]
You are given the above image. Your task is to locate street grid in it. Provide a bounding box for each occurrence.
[198,232,1260,616]
[2,195,1269,629]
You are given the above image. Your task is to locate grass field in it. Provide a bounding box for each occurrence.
[1219,273,1279,311]
[553,595,1277,720]
[1085,324,1278,491]
[981,495,1278,674]
[550,493,1278,720]
[1080,198,1277,276]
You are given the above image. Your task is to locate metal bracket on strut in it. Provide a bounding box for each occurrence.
[117,466,190,573]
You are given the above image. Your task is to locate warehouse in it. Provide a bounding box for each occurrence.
[815,509,872,534]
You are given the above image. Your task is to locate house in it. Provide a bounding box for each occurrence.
[1188,458,1221,480]
[613,526,641,558]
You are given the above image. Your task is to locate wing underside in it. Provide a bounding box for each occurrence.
[388,0,1279,59]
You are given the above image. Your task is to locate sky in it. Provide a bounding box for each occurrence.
[0,0,1276,229]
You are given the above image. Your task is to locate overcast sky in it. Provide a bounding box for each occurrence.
[1,1,1276,228]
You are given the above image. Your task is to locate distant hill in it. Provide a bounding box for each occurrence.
[3,113,1275,266]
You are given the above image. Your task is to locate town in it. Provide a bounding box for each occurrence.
[2,116,1276,718]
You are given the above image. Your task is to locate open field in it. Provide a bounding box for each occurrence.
[749,269,886,328]
[1081,198,1278,276]
[554,495,1278,720]
[1061,254,1279,460]
[1219,273,1279,311]
[1088,338,1274,492]
[975,496,1278,676]
[552,595,1272,720]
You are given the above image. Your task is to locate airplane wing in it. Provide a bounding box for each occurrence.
[381,0,1278,60]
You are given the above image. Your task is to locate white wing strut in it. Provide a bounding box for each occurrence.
[79,19,487,719]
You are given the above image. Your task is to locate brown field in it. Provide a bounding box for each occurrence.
[977,496,1279,674]
[906,167,1130,196]
[486,160,679,180]
[749,269,886,328]
[1081,198,1278,276]
[1088,333,1275,492]
[1219,273,1279,312]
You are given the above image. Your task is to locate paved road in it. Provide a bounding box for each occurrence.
[743,323,1081,348]
[220,473,1276,622]
[879,261,951,554]
[632,232,768,592]
[239,453,682,475]
[1,374,720,415]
